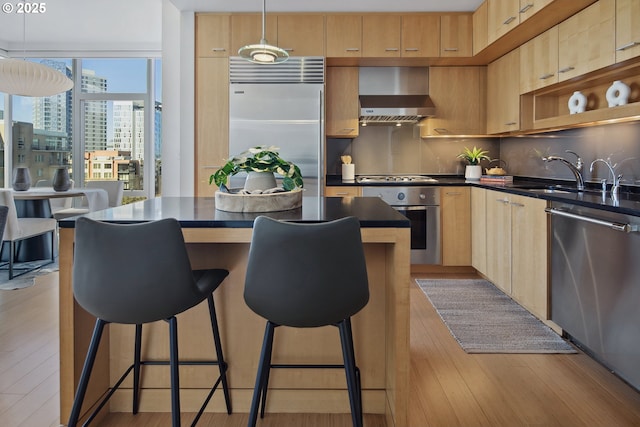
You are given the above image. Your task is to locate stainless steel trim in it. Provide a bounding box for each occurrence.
[503,16,516,25]
[616,41,640,51]
[558,66,575,73]
[545,207,639,233]
[229,56,325,83]
[393,205,427,212]
[519,3,533,13]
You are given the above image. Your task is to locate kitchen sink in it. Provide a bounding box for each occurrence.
[526,188,573,194]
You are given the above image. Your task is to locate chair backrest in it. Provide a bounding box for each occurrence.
[73,217,203,324]
[244,216,369,328]
[86,180,124,207]
[35,179,49,187]
[46,179,75,210]
[0,205,8,243]
[0,190,23,241]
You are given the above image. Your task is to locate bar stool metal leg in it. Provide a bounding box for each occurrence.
[168,317,181,427]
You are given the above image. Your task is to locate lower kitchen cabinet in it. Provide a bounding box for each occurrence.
[441,187,471,266]
[325,186,362,197]
[471,187,487,274]
[483,189,549,319]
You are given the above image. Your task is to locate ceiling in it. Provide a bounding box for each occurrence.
[0,0,483,54]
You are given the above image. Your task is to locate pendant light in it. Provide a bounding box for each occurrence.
[238,0,289,64]
[0,1,73,97]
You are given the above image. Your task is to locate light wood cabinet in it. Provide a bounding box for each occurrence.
[421,67,486,136]
[195,58,229,197]
[471,187,487,275]
[440,14,473,57]
[557,0,615,82]
[518,0,553,23]
[519,26,558,93]
[326,15,362,57]
[484,190,549,319]
[326,67,359,138]
[473,1,489,55]
[195,14,230,57]
[441,187,471,266]
[230,14,277,56]
[615,0,640,63]
[276,15,325,57]
[487,0,521,44]
[487,48,520,134]
[325,186,362,197]
[362,15,401,57]
[401,15,440,58]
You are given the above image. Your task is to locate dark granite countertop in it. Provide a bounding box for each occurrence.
[58,196,410,228]
[327,175,640,217]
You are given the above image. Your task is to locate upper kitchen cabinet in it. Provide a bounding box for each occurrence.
[487,48,520,134]
[362,15,401,57]
[518,0,553,23]
[401,15,440,58]
[473,1,488,55]
[421,67,486,136]
[487,0,521,44]
[195,14,230,57]
[326,67,359,138]
[440,14,473,57]
[276,15,325,57]
[326,15,362,57]
[557,0,615,82]
[615,0,640,62]
[230,14,277,56]
[519,26,558,93]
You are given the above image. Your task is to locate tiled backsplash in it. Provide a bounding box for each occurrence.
[327,121,640,189]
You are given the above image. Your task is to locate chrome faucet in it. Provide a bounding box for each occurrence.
[590,158,622,197]
[542,150,585,191]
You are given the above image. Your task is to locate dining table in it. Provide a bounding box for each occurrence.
[8,187,109,262]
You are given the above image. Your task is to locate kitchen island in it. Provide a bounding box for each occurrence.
[58,196,411,426]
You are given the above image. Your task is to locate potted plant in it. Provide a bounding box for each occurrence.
[210,145,303,193]
[457,146,490,180]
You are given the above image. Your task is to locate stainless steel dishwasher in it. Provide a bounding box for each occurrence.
[547,202,640,391]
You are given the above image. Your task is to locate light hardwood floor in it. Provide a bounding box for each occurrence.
[2,271,640,426]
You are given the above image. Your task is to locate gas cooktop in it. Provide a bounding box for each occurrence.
[356,175,439,184]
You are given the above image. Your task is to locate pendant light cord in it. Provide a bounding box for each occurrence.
[260,0,267,43]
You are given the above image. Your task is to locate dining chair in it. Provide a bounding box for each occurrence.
[36,178,75,214]
[244,216,369,427]
[68,217,232,427]
[86,180,124,207]
[0,189,57,279]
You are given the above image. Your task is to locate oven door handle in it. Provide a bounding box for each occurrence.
[392,205,428,211]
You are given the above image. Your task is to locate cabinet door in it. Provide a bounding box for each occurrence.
[326,67,359,138]
[510,195,548,319]
[471,187,487,275]
[518,0,553,23]
[325,186,362,197]
[487,48,520,134]
[441,187,471,266]
[326,15,362,57]
[362,15,401,57]
[277,15,325,57]
[401,15,440,57]
[486,192,512,294]
[615,0,640,62]
[230,14,278,55]
[440,14,473,57]
[487,0,520,44]
[422,67,486,136]
[519,26,558,94]
[195,58,229,197]
[558,0,615,82]
[473,1,489,55]
[195,14,230,57]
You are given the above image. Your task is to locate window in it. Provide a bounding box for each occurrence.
[2,58,161,199]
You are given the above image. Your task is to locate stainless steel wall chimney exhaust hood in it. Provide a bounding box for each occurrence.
[359,67,435,126]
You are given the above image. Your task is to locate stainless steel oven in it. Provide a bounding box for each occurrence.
[362,186,440,264]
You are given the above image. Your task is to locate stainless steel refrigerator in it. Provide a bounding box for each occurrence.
[229,57,325,197]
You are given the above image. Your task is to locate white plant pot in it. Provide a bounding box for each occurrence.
[465,165,482,180]
[244,171,277,192]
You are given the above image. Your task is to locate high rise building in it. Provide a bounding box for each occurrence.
[112,101,145,161]
[33,60,72,135]
[81,69,108,151]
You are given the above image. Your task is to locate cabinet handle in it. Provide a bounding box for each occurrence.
[510,202,525,207]
[340,128,356,133]
[558,66,575,73]
[385,48,399,52]
[504,121,517,126]
[497,198,510,204]
[211,48,226,52]
[283,48,294,52]
[539,73,555,80]
[345,48,360,52]
[404,48,419,52]
[204,165,222,169]
[443,47,459,52]
[335,192,351,196]
[434,128,450,134]
[446,192,462,196]
[519,3,533,13]
[503,16,516,25]
[616,41,640,51]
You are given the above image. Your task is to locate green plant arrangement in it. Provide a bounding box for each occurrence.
[210,145,303,192]
[457,146,490,165]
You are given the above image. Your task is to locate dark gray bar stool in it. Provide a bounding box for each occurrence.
[68,217,232,426]
[244,216,369,427]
